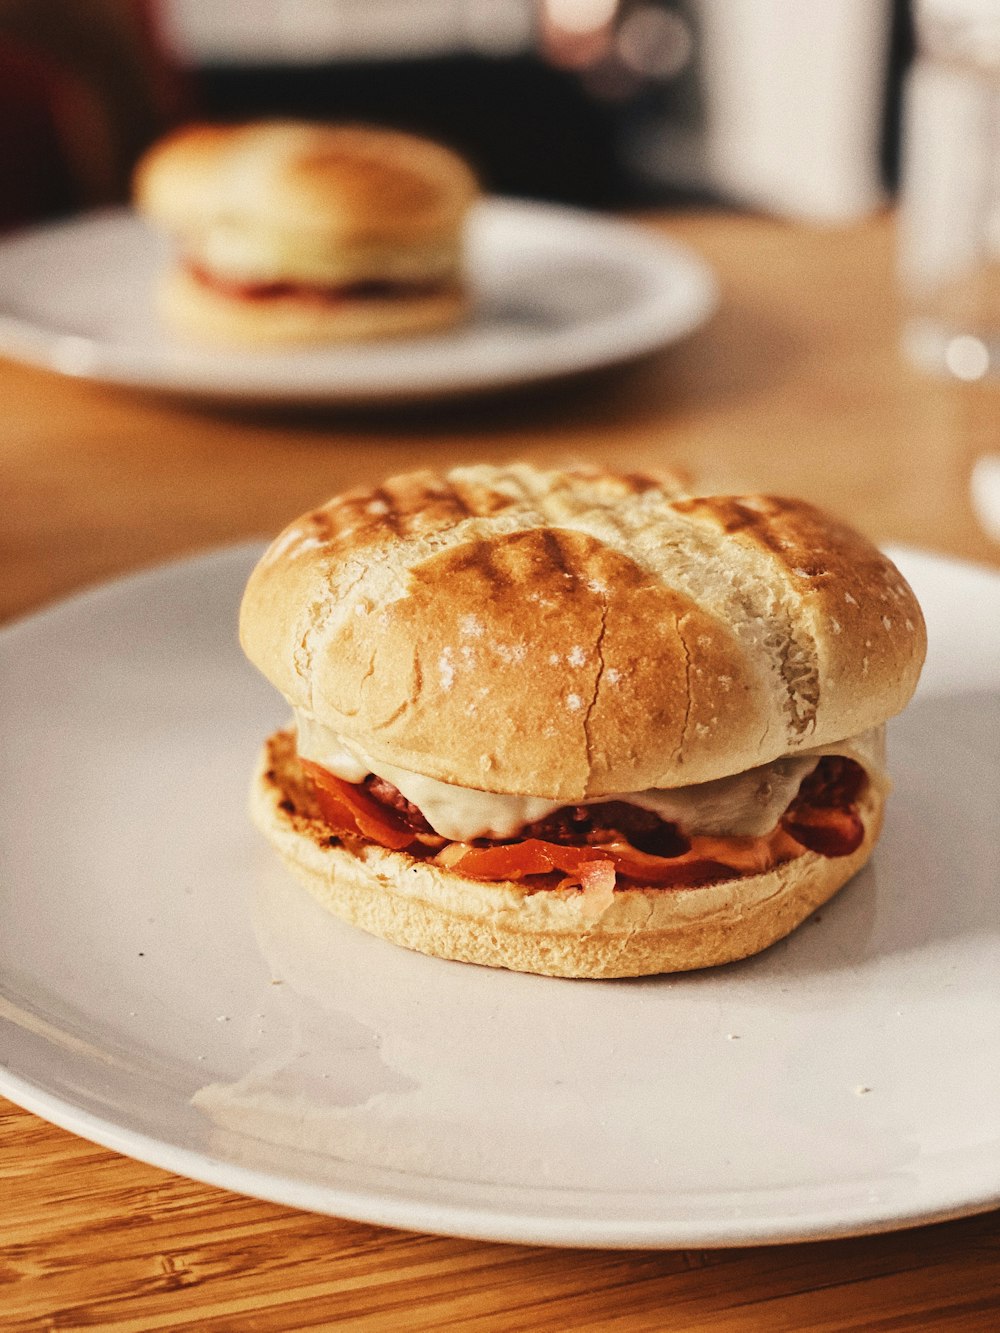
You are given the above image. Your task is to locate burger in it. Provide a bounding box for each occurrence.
[239,464,926,978]
[133,121,477,345]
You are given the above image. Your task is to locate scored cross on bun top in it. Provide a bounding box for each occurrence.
[239,464,927,801]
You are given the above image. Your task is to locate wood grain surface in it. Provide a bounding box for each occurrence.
[2,211,999,1329]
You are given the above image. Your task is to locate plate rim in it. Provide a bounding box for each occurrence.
[2,1062,997,1249]
[0,199,718,403]
[2,542,999,1248]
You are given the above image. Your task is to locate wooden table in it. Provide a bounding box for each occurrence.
[2,213,999,1329]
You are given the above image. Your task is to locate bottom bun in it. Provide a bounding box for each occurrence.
[157,266,467,345]
[251,731,884,979]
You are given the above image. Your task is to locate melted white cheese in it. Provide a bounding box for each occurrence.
[293,711,887,843]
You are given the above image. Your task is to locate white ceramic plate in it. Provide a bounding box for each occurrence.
[1,546,998,1248]
[0,202,716,404]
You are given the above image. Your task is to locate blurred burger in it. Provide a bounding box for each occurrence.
[134,120,477,344]
[239,464,926,977]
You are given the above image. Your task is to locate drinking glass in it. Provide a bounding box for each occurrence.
[899,0,1000,379]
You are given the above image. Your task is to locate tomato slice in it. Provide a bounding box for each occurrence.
[444,825,806,890]
[299,759,416,851]
[442,839,610,881]
[782,805,864,857]
[606,828,804,881]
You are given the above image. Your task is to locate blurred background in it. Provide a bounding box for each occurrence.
[0,0,914,231]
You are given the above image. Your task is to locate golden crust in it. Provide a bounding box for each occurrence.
[671,495,927,745]
[251,730,884,978]
[156,265,467,346]
[239,464,927,797]
[134,120,477,247]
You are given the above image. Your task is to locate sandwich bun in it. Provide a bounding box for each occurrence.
[135,121,477,252]
[241,463,926,799]
[134,121,477,343]
[241,463,924,977]
[156,265,467,346]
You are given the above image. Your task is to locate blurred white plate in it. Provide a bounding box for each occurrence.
[0,201,716,404]
[1,546,999,1247]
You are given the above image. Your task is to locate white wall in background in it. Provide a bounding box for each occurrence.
[696,0,893,224]
[159,0,535,64]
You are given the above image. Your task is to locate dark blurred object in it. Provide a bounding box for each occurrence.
[0,0,188,230]
[177,0,703,207]
[194,55,629,207]
[0,0,917,224]
[171,0,914,215]
[882,0,917,191]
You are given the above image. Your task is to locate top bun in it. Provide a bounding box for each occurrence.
[240,464,926,800]
[135,120,476,242]
[134,121,477,285]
